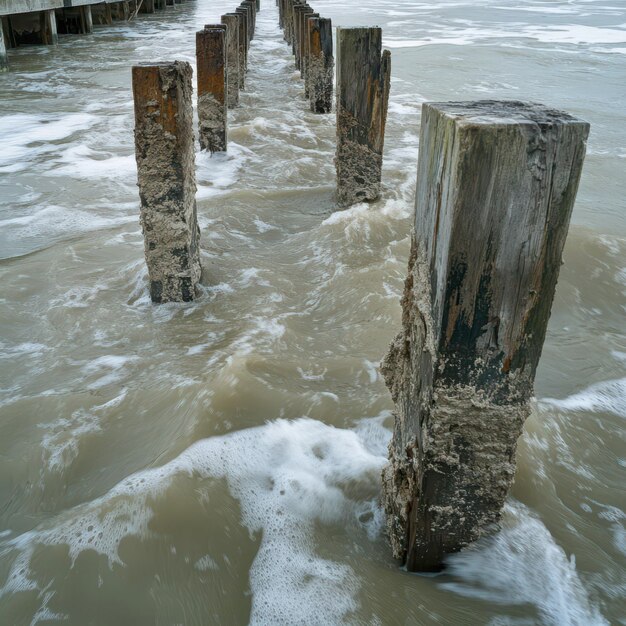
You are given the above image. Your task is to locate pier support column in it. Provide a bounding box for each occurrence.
[196,26,227,153]
[0,24,7,71]
[111,2,130,21]
[221,14,240,108]
[55,7,93,34]
[335,27,390,207]
[82,6,93,33]
[140,0,156,13]
[43,10,58,45]
[308,17,333,113]
[132,61,202,303]
[92,3,113,25]
[381,101,590,572]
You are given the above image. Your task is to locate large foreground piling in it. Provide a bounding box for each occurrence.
[307,17,333,112]
[197,26,227,153]
[132,61,201,303]
[381,101,590,571]
[221,14,240,107]
[335,27,391,207]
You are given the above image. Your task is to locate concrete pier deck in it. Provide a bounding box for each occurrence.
[1,0,185,70]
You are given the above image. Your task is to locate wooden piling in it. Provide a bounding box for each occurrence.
[131,61,201,303]
[381,100,590,572]
[235,7,250,83]
[241,0,256,38]
[292,4,310,69]
[196,27,227,153]
[307,17,333,112]
[240,2,254,42]
[221,14,240,108]
[226,11,246,89]
[335,27,390,207]
[299,9,317,83]
[235,7,249,55]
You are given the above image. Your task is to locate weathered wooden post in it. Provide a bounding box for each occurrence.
[285,0,298,45]
[227,11,246,89]
[299,9,317,83]
[131,61,202,303]
[196,26,227,153]
[335,27,390,207]
[307,16,332,111]
[221,14,240,108]
[381,100,590,572]
[235,7,249,56]
[240,2,254,42]
[283,0,292,43]
[278,0,284,29]
[242,0,256,38]
[292,4,310,69]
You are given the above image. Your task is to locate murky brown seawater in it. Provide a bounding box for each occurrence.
[0,1,624,624]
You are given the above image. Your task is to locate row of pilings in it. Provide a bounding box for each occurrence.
[0,0,199,71]
[130,0,588,574]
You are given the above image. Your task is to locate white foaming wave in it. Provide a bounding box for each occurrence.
[541,378,626,418]
[81,355,140,390]
[0,418,389,624]
[383,23,626,50]
[50,144,136,181]
[0,204,136,259]
[39,390,128,473]
[0,113,97,171]
[196,143,252,199]
[443,501,609,626]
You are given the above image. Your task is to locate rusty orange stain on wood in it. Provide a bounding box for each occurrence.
[132,65,179,135]
[196,29,226,104]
